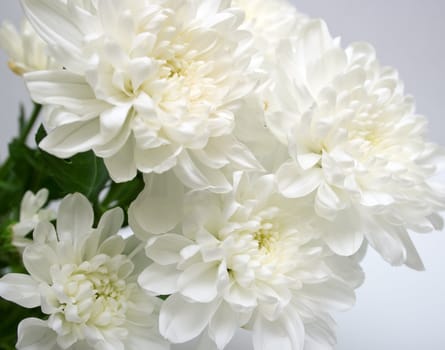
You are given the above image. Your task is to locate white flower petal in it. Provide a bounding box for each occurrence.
[178,262,220,303]
[159,294,219,343]
[21,189,48,218]
[21,0,85,58]
[125,326,169,350]
[96,207,125,241]
[146,234,194,265]
[277,161,323,198]
[397,231,425,271]
[138,264,181,296]
[13,189,56,251]
[128,57,157,92]
[297,153,322,171]
[134,145,180,174]
[307,47,347,97]
[57,193,94,243]
[224,282,257,309]
[302,280,356,311]
[301,20,336,67]
[360,191,394,207]
[98,235,126,256]
[0,274,40,308]
[196,335,219,350]
[315,182,344,220]
[0,19,52,75]
[427,213,444,231]
[225,139,263,171]
[23,244,58,284]
[40,118,101,158]
[174,152,231,193]
[33,221,57,244]
[303,316,336,350]
[365,223,406,266]
[129,171,184,238]
[94,115,133,158]
[209,302,239,349]
[323,212,365,256]
[103,136,137,182]
[266,111,297,146]
[25,71,99,110]
[252,313,304,350]
[16,318,58,350]
[325,256,365,289]
[97,104,132,146]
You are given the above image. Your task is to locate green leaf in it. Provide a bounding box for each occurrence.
[0,144,33,215]
[103,175,143,207]
[0,299,44,350]
[0,181,20,192]
[35,126,110,201]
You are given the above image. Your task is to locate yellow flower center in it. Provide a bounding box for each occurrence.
[254,224,279,253]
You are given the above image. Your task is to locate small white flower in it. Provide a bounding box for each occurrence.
[131,172,363,350]
[0,19,54,75]
[0,193,168,350]
[261,19,445,267]
[21,0,263,190]
[12,188,56,251]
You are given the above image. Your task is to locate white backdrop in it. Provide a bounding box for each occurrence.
[0,1,444,350]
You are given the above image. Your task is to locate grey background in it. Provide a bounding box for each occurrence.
[0,1,444,349]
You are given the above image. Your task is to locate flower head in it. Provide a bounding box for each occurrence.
[0,19,54,75]
[261,19,445,267]
[21,0,262,190]
[0,193,168,350]
[11,188,56,251]
[131,172,363,350]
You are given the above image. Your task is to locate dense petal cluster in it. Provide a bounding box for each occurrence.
[131,172,363,350]
[0,193,167,350]
[259,20,445,267]
[21,0,262,190]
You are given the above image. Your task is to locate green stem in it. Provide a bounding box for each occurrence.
[0,104,42,181]
[0,159,12,181]
[18,103,42,144]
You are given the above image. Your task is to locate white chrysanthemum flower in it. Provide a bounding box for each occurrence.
[0,193,168,350]
[130,172,363,350]
[0,19,54,75]
[11,188,56,251]
[21,0,263,191]
[234,0,308,59]
[262,19,445,267]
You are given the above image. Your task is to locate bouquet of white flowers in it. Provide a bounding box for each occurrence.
[0,1,443,349]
